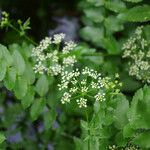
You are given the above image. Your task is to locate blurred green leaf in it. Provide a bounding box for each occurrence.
[30,98,45,120]
[44,109,56,130]
[4,67,16,90]
[35,75,49,97]
[133,132,150,148]
[0,133,5,144]
[12,49,25,75]
[21,86,34,109]
[14,76,28,99]
[118,5,150,22]
[105,0,126,13]
[114,94,129,129]
[0,61,7,81]
[128,85,150,129]
[84,8,104,23]
[80,26,104,47]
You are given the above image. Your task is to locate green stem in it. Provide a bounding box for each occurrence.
[86,110,90,150]
[82,53,119,57]
[9,24,37,46]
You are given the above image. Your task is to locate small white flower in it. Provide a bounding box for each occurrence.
[32,33,77,75]
[95,92,105,101]
[50,64,62,76]
[63,55,77,67]
[53,33,65,44]
[61,92,71,104]
[62,41,77,54]
[76,98,87,108]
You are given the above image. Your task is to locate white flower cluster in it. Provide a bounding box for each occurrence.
[122,26,150,83]
[31,33,77,76]
[58,67,121,108]
[108,144,138,150]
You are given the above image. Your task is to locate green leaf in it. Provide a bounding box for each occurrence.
[23,63,35,85]
[123,0,143,3]
[102,36,120,54]
[84,8,104,23]
[114,94,129,129]
[74,137,83,150]
[123,124,135,138]
[104,16,124,33]
[12,49,25,75]
[30,98,45,120]
[0,44,13,66]
[81,120,89,130]
[0,61,7,81]
[21,86,34,109]
[128,85,150,129]
[4,67,16,90]
[0,133,5,144]
[133,132,150,148]
[35,75,49,97]
[14,76,28,99]
[105,0,126,13]
[80,26,104,47]
[86,0,104,6]
[115,131,127,147]
[118,5,150,22]
[44,109,56,130]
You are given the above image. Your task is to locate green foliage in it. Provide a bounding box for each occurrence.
[0,1,150,148]
[118,5,150,22]
[0,133,5,144]
[79,0,150,55]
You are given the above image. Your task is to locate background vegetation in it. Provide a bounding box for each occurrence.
[0,0,150,149]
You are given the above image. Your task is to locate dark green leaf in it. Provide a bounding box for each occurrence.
[44,109,56,130]
[30,98,45,120]
[22,86,34,109]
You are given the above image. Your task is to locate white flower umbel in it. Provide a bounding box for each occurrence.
[108,144,138,150]
[53,33,65,44]
[63,55,77,67]
[77,98,87,108]
[31,33,77,76]
[62,41,77,54]
[61,92,71,104]
[122,26,150,83]
[58,67,121,108]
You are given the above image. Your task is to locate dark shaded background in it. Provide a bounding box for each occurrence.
[0,0,80,43]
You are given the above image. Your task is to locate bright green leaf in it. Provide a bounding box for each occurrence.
[12,49,25,75]
[0,44,13,66]
[35,75,49,97]
[4,67,16,90]
[0,61,7,81]
[0,133,5,144]
[14,76,28,99]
